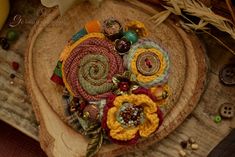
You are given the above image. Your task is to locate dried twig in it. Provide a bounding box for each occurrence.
[181,14,235,55]
[225,0,235,24]
[150,0,235,55]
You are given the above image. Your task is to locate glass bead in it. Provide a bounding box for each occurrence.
[6,30,18,41]
[115,38,131,54]
[214,115,222,123]
[123,30,138,44]
[1,41,10,50]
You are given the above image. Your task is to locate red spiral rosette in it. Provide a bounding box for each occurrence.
[62,36,124,101]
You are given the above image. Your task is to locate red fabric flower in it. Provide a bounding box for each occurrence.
[118,82,130,91]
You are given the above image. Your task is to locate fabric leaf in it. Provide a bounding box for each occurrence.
[86,129,103,157]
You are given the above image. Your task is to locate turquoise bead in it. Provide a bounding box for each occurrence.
[123,31,138,44]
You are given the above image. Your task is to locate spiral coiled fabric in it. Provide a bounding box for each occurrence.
[62,36,124,100]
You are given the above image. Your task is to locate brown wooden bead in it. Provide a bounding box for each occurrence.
[83,104,99,121]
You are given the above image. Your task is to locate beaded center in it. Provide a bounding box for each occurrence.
[117,103,145,128]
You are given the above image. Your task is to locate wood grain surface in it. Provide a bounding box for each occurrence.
[0,0,234,157]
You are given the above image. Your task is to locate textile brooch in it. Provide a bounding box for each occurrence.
[51,18,170,156]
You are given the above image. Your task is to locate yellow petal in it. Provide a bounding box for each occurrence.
[107,107,122,130]
[113,94,134,107]
[110,127,139,141]
[113,94,157,113]
[134,94,157,114]
[139,113,159,137]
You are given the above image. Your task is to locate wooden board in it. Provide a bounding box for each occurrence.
[25,0,208,157]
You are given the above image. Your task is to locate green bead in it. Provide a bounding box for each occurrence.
[6,30,18,41]
[214,115,222,123]
[123,31,138,44]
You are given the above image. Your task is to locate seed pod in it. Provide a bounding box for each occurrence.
[191,143,199,150]
[179,150,186,157]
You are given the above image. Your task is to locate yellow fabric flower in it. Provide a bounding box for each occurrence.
[125,20,148,37]
[106,94,161,141]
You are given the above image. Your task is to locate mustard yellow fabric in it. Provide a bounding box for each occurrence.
[107,94,160,140]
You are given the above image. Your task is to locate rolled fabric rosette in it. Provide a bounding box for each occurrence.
[124,39,170,88]
[62,33,124,101]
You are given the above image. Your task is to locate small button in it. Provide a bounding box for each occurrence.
[219,103,234,119]
[219,64,235,86]
[136,51,160,76]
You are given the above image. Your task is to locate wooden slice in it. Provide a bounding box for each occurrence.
[25,0,208,157]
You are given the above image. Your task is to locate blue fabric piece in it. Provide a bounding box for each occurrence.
[71,28,87,42]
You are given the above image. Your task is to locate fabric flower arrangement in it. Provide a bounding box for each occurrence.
[51,18,170,157]
[102,90,163,145]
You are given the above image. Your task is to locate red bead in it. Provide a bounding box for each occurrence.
[12,61,19,71]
